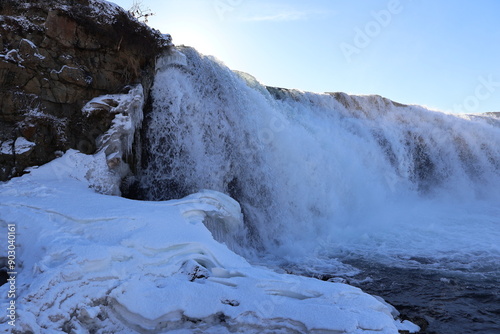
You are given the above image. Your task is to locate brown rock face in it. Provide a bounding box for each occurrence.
[0,0,169,180]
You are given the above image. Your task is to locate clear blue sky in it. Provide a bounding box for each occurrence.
[111,0,500,114]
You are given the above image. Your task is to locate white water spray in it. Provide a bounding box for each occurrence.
[137,47,500,272]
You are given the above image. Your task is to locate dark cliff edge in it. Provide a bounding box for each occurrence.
[0,0,169,181]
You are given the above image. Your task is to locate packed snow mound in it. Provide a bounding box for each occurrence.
[0,151,418,333]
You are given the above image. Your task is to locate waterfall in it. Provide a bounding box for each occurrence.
[134,46,500,266]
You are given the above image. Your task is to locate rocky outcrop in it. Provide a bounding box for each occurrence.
[0,0,170,180]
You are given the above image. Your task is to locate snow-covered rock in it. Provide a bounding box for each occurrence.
[0,137,36,156]
[14,137,36,155]
[0,141,13,156]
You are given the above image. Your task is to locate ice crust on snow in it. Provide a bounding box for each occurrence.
[0,151,417,333]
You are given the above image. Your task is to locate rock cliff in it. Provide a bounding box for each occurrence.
[0,0,170,181]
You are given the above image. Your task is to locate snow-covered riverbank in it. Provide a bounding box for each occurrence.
[0,151,418,333]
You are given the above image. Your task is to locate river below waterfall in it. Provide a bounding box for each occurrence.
[332,258,499,334]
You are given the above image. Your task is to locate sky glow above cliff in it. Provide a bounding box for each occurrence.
[110,0,500,114]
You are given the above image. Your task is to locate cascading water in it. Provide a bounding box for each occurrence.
[133,46,500,333]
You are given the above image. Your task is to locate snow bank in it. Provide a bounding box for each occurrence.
[0,151,417,333]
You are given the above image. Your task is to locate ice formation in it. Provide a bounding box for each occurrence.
[82,84,144,195]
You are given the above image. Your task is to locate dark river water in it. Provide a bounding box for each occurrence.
[280,254,500,334]
[311,258,500,334]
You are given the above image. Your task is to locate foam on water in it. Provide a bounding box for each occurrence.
[135,47,500,277]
